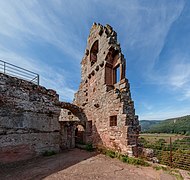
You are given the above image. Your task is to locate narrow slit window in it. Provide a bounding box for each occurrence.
[87,120,92,133]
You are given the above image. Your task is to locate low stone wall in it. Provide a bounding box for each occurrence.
[0,73,61,164]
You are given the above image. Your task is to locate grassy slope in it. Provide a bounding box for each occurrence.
[140,120,161,131]
[143,115,190,135]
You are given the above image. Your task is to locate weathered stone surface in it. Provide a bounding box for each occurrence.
[74,23,140,155]
[0,23,140,164]
[0,73,61,163]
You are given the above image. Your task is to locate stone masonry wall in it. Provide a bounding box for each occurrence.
[0,23,140,163]
[0,73,61,164]
[74,23,140,155]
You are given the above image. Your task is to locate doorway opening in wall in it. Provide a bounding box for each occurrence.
[75,124,85,145]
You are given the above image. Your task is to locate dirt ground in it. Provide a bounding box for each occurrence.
[0,148,176,180]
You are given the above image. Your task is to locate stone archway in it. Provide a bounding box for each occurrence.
[58,102,86,125]
[57,102,88,149]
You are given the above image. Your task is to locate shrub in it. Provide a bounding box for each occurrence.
[105,150,116,158]
[85,143,94,152]
[43,150,56,156]
[98,147,116,158]
[121,156,128,163]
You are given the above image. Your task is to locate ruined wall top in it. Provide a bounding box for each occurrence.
[0,73,59,103]
[87,23,118,49]
[80,22,126,85]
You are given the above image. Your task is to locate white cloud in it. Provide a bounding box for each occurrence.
[0,0,84,61]
[168,63,190,88]
[140,102,153,111]
[0,46,76,101]
[183,89,190,99]
[0,46,38,71]
[0,0,189,115]
[0,0,85,101]
[146,53,190,101]
[140,106,190,120]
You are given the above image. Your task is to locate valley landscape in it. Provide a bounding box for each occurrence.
[139,116,190,171]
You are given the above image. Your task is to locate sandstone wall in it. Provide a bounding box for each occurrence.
[0,23,141,163]
[74,23,140,155]
[0,73,61,164]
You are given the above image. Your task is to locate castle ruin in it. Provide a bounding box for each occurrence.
[73,23,140,154]
[0,23,140,164]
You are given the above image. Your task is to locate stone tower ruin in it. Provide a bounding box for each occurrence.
[74,23,140,155]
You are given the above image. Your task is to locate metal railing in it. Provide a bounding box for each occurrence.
[0,60,39,85]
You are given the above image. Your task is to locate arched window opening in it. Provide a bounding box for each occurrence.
[105,49,121,85]
[90,40,98,66]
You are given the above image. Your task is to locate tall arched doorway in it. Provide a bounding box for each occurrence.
[75,124,85,144]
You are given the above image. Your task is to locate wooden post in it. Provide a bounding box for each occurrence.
[170,137,172,167]
[135,134,138,157]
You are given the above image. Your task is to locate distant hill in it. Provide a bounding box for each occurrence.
[140,120,161,132]
[140,115,190,135]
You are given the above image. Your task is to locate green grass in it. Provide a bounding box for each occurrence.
[153,165,169,171]
[98,147,150,167]
[105,149,116,158]
[153,166,183,180]
[169,170,183,180]
[120,155,150,166]
[140,133,185,144]
[153,165,163,171]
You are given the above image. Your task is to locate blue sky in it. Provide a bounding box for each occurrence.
[0,0,190,120]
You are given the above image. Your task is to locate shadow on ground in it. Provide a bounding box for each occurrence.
[0,148,98,180]
[0,148,178,180]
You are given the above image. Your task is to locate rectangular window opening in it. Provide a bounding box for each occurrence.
[114,66,120,84]
[105,65,113,85]
[110,115,117,126]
